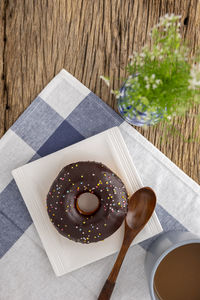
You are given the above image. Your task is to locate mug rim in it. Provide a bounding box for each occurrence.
[149,238,200,300]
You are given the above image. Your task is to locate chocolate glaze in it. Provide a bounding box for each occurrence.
[46,161,128,244]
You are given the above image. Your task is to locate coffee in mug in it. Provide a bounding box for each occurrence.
[153,243,200,300]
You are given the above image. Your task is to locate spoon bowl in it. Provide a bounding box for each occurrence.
[126,187,156,230]
[98,187,156,300]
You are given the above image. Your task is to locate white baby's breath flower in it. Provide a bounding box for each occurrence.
[100,76,110,87]
[155,79,161,85]
[189,63,200,89]
[152,84,157,89]
[189,79,200,89]
[168,13,175,21]
[150,55,155,61]
[125,83,130,88]
[151,74,156,80]
[146,84,150,89]
[144,76,148,81]
[155,14,182,31]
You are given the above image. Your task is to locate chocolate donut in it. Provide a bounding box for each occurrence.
[46,161,128,244]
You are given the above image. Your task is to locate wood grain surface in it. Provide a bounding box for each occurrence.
[0,0,199,183]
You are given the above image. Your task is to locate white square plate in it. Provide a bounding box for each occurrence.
[12,127,162,276]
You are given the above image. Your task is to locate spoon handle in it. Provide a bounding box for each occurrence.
[97,280,115,300]
[98,241,131,300]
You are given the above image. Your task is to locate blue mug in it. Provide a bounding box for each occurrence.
[145,231,200,300]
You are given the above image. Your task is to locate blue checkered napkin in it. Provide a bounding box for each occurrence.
[0,69,200,300]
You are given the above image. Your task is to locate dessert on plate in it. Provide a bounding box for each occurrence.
[46,161,128,243]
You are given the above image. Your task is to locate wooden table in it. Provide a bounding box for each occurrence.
[0,0,199,183]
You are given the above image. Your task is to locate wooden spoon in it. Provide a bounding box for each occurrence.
[98,187,156,300]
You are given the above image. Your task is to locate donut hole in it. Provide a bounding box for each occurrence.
[76,192,100,215]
